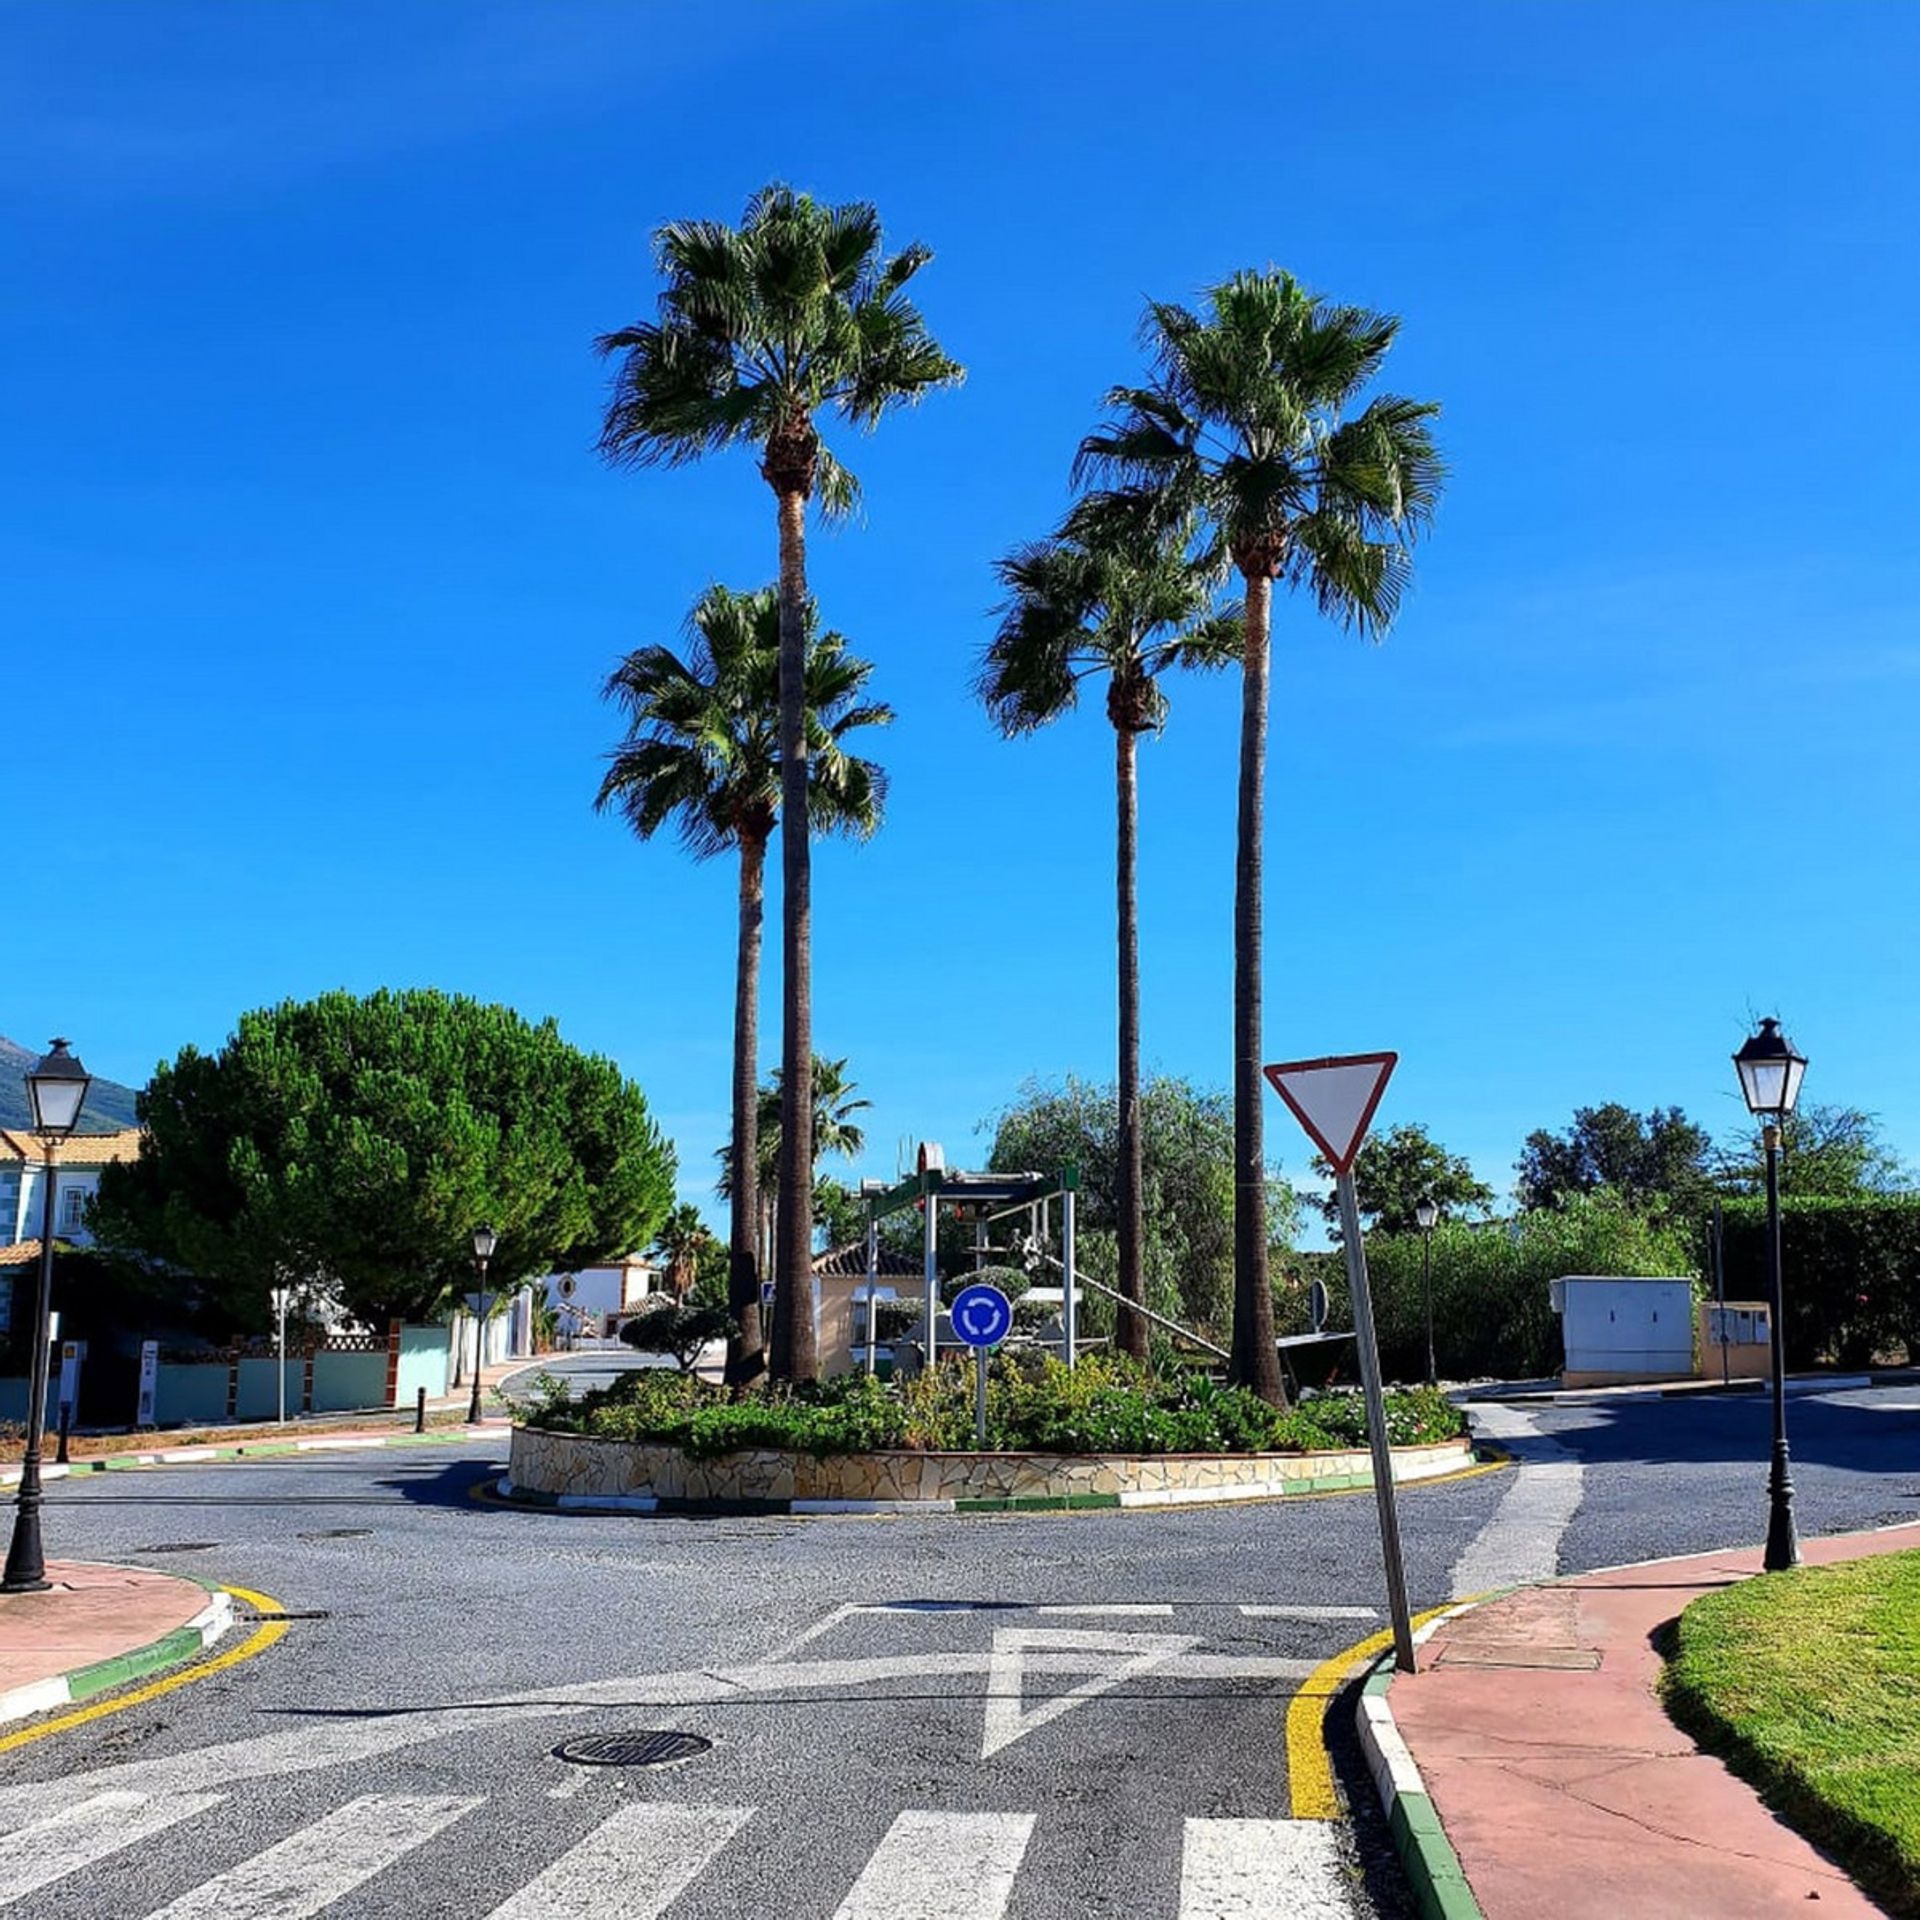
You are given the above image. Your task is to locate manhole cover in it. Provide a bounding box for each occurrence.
[554,1731,712,1769]
[136,1543,219,1555]
[296,1528,372,1541]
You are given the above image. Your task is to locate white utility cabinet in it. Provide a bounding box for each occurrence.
[1551,1275,1696,1383]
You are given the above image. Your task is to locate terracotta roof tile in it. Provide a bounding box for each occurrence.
[0,1127,143,1167]
[812,1241,922,1279]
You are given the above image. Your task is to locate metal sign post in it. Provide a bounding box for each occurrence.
[1265,1051,1418,1674]
[950,1283,1013,1448]
[270,1286,292,1425]
[1335,1169,1417,1673]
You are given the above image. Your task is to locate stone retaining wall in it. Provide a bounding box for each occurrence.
[506,1425,1475,1513]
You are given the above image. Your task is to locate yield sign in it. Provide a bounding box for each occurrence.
[1263,1052,1397,1174]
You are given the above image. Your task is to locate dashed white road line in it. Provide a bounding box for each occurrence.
[1036,1603,1175,1617]
[1238,1605,1378,1622]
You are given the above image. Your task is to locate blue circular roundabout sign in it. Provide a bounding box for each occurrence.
[949,1283,1013,1349]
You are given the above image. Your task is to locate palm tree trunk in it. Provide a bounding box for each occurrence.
[1231,572,1283,1402]
[1115,722,1148,1362]
[770,484,819,1381]
[725,829,767,1386]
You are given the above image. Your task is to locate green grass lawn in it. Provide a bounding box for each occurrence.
[1664,1548,1920,1915]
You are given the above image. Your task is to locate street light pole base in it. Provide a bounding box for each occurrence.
[1,1510,50,1595]
[1763,1441,1800,1573]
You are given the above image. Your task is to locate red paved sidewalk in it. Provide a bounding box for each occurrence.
[1393,1523,1920,1918]
[0,1560,221,1701]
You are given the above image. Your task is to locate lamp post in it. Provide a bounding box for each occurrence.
[468,1224,497,1425]
[3,1040,92,1594]
[1733,1016,1807,1573]
[1414,1194,1439,1387]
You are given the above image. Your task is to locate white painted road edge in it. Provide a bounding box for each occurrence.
[1450,1404,1583,1597]
[0,1588,234,1728]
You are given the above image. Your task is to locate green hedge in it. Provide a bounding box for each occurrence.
[1284,1192,1699,1384]
[1716,1194,1920,1368]
[530,1352,1466,1458]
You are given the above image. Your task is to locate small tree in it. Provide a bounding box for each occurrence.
[620,1301,735,1373]
[1313,1122,1492,1236]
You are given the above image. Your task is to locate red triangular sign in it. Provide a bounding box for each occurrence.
[1263,1053,1397,1174]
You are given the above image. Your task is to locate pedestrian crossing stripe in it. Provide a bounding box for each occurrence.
[0,1793,1350,1918]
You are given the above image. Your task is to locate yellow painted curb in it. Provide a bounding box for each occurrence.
[0,1584,290,1756]
[1286,1599,1461,1820]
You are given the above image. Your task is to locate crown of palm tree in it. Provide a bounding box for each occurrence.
[595,184,963,513]
[715,1054,871,1200]
[1076,269,1445,621]
[595,585,891,858]
[981,493,1241,737]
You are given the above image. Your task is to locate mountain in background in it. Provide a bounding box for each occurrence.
[0,1036,143,1133]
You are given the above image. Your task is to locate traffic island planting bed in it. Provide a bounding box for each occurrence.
[1663,1547,1920,1917]
[507,1357,1474,1512]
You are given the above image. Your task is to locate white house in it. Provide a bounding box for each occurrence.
[0,1127,143,1336]
[539,1254,664,1334]
[0,1126,142,1252]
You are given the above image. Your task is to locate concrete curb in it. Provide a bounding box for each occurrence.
[1467,1372,1874,1406]
[494,1451,1502,1519]
[1354,1603,1487,1920]
[0,1424,511,1488]
[0,1581,235,1727]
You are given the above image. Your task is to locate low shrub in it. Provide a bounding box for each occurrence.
[530,1352,1466,1458]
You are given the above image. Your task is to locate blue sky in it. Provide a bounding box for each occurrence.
[8,1,1918,1230]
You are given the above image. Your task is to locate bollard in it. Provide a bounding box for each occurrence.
[415,1385,427,1434]
[55,1403,71,1466]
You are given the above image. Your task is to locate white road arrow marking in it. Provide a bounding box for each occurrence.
[0,1643,1313,1833]
[980,1628,1200,1759]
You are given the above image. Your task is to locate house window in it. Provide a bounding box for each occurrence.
[60,1186,87,1235]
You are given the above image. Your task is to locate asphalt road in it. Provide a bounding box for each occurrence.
[5,1382,1918,1918]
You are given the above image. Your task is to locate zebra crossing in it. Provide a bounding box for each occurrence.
[0,1790,1356,1918]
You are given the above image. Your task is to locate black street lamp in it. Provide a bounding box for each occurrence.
[468,1224,497,1425]
[1414,1194,1439,1387]
[3,1040,93,1594]
[1733,1016,1808,1573]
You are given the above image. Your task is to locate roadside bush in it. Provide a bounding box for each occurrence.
[1283,1191,1698,1384]
[531,1351,1466,1458]
[1717,1194,1920,1368]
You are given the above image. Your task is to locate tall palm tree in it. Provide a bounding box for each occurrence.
[650,1203,714,1300]
[597,585,890,1382]
[1079,271,1444,1400]
[717,1054,871,1284]
[980,494,1238,1359]
[596,185,961,1381]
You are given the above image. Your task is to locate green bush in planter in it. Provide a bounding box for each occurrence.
[532,1350,1467,1458]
